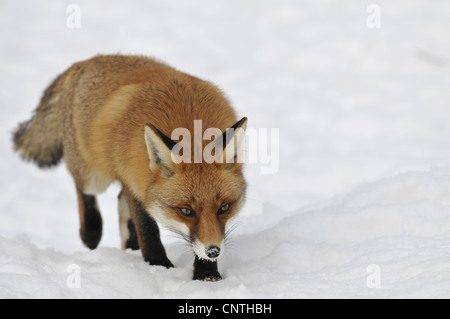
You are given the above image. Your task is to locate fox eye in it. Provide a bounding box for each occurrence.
[179,207,196,217]
[218,203,231,215]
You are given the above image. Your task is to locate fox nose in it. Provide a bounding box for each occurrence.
[205,246,221,259]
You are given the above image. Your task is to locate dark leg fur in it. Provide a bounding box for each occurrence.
[123,189,173,268]
[193,256,222,281]
[77,189,102,249]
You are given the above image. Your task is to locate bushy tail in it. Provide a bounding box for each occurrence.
[13,76,64,168]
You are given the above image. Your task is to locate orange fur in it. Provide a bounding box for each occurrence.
[13,55,247,276]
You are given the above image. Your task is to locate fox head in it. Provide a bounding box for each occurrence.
[142,118,247,260]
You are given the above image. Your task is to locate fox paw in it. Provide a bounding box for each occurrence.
[160,259,175,269]
[150,258,174,269]
[80,227,102,250]
[193,270,222,281]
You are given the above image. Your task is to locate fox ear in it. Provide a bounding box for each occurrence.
[221,117,247,167]
[144,124,176,177]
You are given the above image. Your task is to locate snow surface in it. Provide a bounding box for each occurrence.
[1,0,450,298]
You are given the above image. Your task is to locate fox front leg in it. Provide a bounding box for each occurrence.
[193,256,222,281]
[123,189,173,269]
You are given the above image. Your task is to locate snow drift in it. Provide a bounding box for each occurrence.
[1,169,450,298]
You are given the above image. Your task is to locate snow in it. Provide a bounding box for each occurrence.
[1,0,450,298]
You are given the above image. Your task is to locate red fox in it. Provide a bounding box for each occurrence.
[12,54,247,281]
